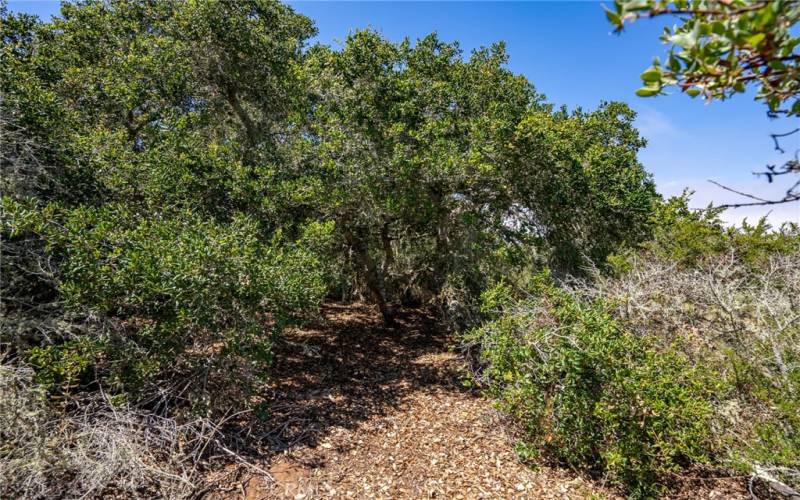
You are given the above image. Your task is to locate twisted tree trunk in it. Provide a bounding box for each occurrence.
[343,228,396,324]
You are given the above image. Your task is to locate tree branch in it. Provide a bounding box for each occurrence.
[709,179,800,208]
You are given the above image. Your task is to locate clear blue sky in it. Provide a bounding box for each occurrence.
[9,0,800,224]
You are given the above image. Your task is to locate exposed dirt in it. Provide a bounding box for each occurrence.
[207,302,747,499]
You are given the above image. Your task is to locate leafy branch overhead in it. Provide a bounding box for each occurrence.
[607,0,800,116]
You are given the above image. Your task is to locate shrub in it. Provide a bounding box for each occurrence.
[570,204,799,491]
[639,193,800,268]
[466,275,719,496]
[1,0,327,416]
[3,199,327,409]
[471,217,800,495]
[591,247,800,475]
[0,358,205,499]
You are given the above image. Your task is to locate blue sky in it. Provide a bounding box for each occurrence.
[9,0,800,225]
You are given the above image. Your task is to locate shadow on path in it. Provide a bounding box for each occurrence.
[208,302,747,499]
[260,301,469,459]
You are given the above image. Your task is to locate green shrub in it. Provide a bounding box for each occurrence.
[577,202,800,487]
[634,192,800,270]
[466,275,720,496]
[3,199,327,405]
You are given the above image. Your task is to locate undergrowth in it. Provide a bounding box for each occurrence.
[465,198,800,496]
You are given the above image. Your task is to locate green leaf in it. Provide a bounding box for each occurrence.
[686,88,701,97]
[640,66,662,83]
[747,33,766,47]
[668,54,681,72]
[636,86,660,97]
[605,9,622,27]
[711,21,726,36]
[769,95,781,111]
[768,60,786,71]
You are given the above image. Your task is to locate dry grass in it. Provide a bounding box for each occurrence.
[576,250,800,387]
[0,360,204,499]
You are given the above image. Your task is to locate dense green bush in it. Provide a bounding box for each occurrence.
[636,193,800,268]
[3,199,327,404]
[467,275,719,495]
[288,30,658,323]
[466,199,800,496]
[603,202,800,475]
[0,0,327,415]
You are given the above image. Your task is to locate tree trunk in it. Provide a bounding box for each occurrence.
[429,189,451,296]
[343,229,396,324]
[224,86,259,148]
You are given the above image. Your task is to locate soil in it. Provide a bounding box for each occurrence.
[206,302,748,499]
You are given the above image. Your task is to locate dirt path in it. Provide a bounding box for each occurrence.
[209,302,746,499]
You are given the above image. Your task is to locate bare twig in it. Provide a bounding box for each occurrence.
[214,439,274,482]
[709,179,800,208]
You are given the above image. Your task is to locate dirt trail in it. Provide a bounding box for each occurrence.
[210,302,746,499]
